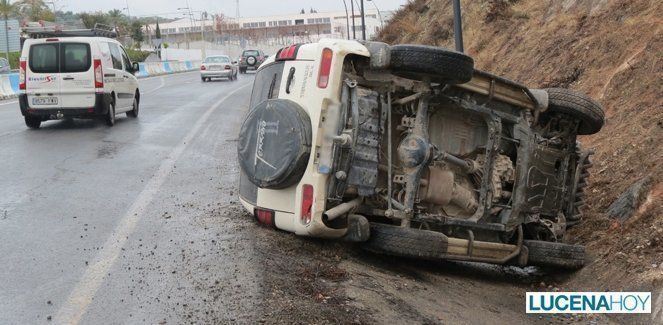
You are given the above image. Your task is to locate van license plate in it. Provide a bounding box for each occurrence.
[32,97,58,105]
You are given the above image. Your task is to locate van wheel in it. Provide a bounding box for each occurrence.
[524,240,585,270]
[543,88,605,135]
[127,97,139,118]
[105,101,115,126]
[25,116,41,129]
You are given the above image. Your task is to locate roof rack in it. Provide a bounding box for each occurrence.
[24,23,117,39]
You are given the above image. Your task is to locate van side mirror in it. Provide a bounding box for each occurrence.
[232,60,238,65]
[132,62,139,73]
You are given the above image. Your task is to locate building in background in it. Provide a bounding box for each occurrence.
[145,9,389,49]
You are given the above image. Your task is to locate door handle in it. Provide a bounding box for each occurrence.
[62,77,74,80]
[123,75,130,79]
[104,73,115,77]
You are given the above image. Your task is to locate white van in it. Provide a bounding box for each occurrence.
[19,28,140,128]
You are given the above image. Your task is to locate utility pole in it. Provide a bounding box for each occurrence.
[341,0,350,39]
[200,11,207,58]
[350,0,355,39]
[452,0,464,52]
[360,0,366,40]
[236,0,240,18]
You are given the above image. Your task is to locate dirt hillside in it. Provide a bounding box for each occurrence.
[378,0,662,291]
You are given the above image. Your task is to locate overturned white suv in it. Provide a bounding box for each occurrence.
[237,39,603,269]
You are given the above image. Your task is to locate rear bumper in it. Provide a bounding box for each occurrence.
[19,93,112,119]
[239,64,258,70]
[201,70,233,78]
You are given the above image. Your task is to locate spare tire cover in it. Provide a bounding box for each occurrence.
[238,99,312,189]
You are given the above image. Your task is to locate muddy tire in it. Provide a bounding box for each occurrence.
[524,240,585,269]
[389,44,474,84]
[362,223,448,260]
[544,88,605,135]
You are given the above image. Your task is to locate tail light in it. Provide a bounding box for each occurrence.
[19,60,26,90]
[94,59,103,89]
[300,184,314,225]
[200,65,206,70]
[277,45,299,61]
[224,65,231,70]
[317,48,333,88]
[254,208,275,228]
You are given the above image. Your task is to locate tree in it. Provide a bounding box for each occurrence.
[130,20,143,48]
[17,0,54,21]
[107,9,125,27]
[155,19,161,39]
[79,12,109,29]
[0,0,17,60]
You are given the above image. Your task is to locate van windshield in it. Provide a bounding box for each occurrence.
[29,42,91,74]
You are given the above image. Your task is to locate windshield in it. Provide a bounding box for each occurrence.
[242,50,259,57]
[204,56,230,63]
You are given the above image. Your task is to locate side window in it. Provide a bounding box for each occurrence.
[108,43,123,70]
[98,42,113,68]
[120,47,132,72]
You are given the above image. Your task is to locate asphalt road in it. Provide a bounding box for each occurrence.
[0,71,261,324]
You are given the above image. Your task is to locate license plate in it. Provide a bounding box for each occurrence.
[32,97,58,105]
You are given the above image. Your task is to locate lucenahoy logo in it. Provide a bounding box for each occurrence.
[526,292,651,314]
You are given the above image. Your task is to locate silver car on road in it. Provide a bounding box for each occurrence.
[200,55,238,82]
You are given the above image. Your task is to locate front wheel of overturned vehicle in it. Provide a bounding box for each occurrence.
[543,88,605,135]
[362,223,448,260]
[389,44,474,84]
[524,240,585,270]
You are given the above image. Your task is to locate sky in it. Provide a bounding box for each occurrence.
[54,0,409,18]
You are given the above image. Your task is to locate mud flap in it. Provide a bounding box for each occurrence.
[342,214,370,242]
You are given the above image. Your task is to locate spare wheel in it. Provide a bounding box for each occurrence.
[238,99,312,189]
[246,56,257,66]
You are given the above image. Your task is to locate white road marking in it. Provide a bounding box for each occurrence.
[143,77,166,95]
[54,82,251,325]
[0,100,18,106]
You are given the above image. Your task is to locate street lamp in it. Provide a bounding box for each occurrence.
[366,0,383,30]
[341,0,350,39]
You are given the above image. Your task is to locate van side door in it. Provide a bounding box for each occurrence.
[106,42,131,110]
[119,45,138,106]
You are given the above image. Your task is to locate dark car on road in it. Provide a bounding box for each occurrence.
[238,49,265,73]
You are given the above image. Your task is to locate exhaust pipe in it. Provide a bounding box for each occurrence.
[324,197,363,221]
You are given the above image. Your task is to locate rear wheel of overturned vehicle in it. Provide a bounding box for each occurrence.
[126,96,139,118]
[362,223,448,260]
[105,100,115,127]
[524,240,585,270]
[543,88,605,135]
[25,116,41,129]
[389,44,474,84]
